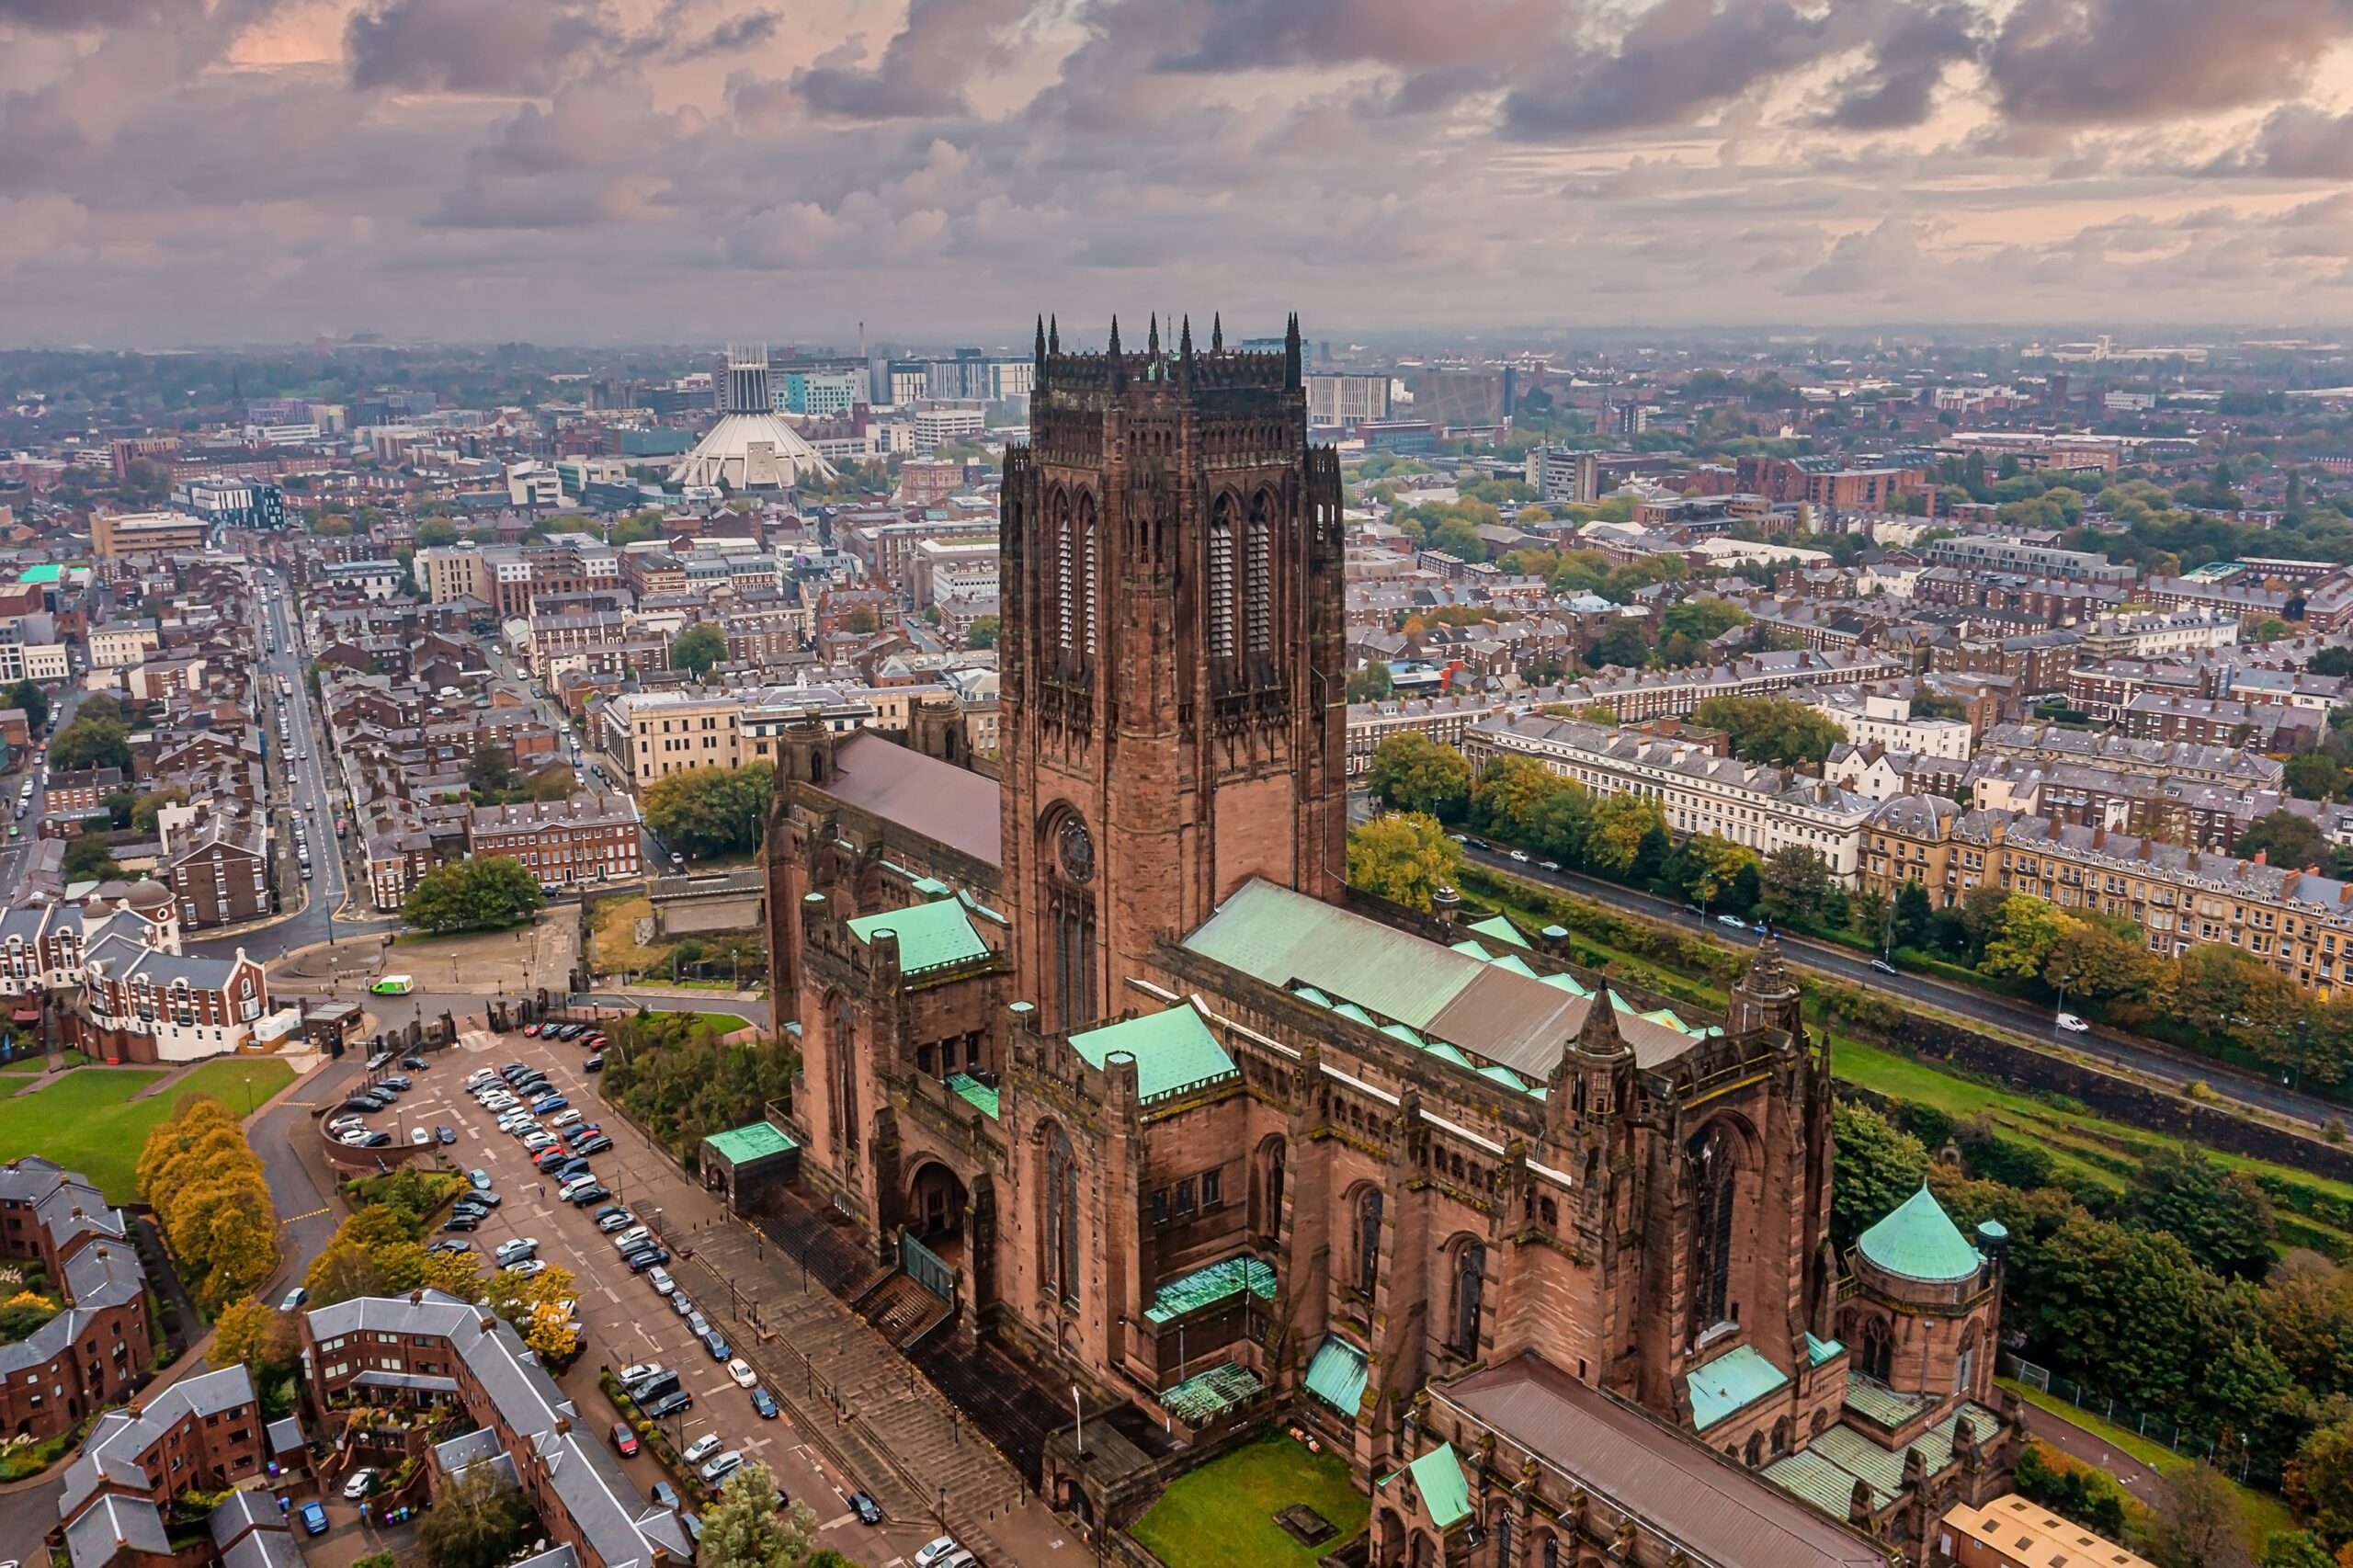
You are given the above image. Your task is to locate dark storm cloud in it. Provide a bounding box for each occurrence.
[346,0,612,93]
[2253,106,2353,180]
[1821,2,1982,131]
[1500,0,1870,142]
[790,0,1029,119]
[0,0,189,26]
[1986,0,2353,126]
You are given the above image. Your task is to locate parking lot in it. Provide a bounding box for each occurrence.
[379,1026,940,1565]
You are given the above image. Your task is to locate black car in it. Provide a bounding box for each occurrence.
[440,1212,480,1233]
[624,1247,670,1273]
[360,1131,393,1147]
[435,1125,456,1145]
[583,1053,603,1073]
[640,1390,693,1421]
[401,1054,428,1071]
[378,1075,411,1091]
[574,1135,613,1155]
[846,1493,882,1527]
[343,1094,386,1112]
[567,1183,611,1206]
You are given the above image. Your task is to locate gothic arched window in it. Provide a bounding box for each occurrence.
[1245,490,1273,655]
[1044,1126,1081,1310]
[1490,1511,1510,1568]
[1048,812,1097,1032]
[1687,1122,1738,1334]
[829,991,859,1161]
[1859,1317,1893,1383]
[1355,1187,1384,1296]
[1956,1325,1980,1394]
[1051,488,1074,653]
[1208,494,1236,660]
[1452,1240,1486,1356]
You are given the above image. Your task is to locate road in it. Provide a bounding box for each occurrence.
[482,642,681,876]
[1457,845,2350,1131]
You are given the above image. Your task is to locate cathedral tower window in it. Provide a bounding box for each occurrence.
[1044,1126,1082,1311]
[1208,494,1236,659]
[1245,490,1272,654]
[1687,1122,1738,1334]
[1355,1187,1383,1296]
[1079,492,1098,656]
[1451,1239,1486,1356]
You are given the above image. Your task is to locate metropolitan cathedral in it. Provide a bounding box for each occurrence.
[761,314,2020,1568]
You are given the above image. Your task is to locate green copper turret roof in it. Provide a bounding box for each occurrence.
[1856,1185,1984,1283]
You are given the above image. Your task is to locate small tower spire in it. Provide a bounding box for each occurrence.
[1211,312,1223,352]
[1284,311,1302,390]
[1034,313,1047,365]
[1179,313,1193,359]
[1148,312,1160,356]
[1108,314,1121,358]
[1048,314,1059,354]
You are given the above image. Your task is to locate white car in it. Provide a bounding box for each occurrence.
[549,1108,585,1131]
[681,1433,724,1465]
[646,1267,676,1296]
[409,1128,432,1145]
[915,1539,962,1568]
[494,1237,540,1267]
[726,1358,757,1389]
[506,1258,550,1278]
[611,1226,652,1253]
[2056,1012,2092,1033]
[342,1468,380,1500]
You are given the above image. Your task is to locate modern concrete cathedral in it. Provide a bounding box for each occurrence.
[764,313,2019,1568]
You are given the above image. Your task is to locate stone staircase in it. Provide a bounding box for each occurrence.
[858,1271,952,1348]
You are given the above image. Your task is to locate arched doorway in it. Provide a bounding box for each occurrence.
[907,1161,970,1256]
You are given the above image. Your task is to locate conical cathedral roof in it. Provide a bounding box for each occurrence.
[1856,1184,1983,1283]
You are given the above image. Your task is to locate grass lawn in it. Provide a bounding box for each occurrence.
[1131,1432,1369,1568]
[690,1013,753,1035]
[0,1059,296,1202]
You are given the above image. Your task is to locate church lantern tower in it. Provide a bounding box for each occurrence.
[999,313,1347,1032]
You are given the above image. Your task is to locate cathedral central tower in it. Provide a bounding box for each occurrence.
[999,313,1347,1033]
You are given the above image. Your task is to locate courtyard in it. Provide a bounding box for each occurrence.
[1130,1430,1369,1568]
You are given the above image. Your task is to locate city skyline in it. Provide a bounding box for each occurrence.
[5,0,2353,346]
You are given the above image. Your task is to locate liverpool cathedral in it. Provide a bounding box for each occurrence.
[761,315,2020,1568]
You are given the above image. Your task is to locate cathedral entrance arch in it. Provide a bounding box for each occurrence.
[907,1160,970,1250]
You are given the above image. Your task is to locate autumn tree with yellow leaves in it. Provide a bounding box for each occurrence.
[136,1096,278,1308]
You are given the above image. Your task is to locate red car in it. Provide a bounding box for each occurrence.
[610,1422,639,1457]
[523,1023,543,1037]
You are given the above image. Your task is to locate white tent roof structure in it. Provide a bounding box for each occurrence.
[668,412,837,491]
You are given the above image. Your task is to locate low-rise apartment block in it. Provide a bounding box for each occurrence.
[467,794,642,891]
[0,1158,153,1442]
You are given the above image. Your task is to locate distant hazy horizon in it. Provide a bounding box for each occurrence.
[6,0,2353,346]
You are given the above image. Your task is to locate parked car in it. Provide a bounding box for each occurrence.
[641,1390,693,1421]
[1717,914,1747,929]
[425,1239,472,1256]
[494,1237,539,1267]
[401,1054,428,1071]
[750,1388,779,1420]
[670,1292,695,1319]
[682,1434,724,1466]
[568,1183,611,1206]
[436,1125,457,1144]
[279,1286,306,1312]
[627,1248,671,1274]
[529,1094,570,1115]
[699,1451,743,1487]
[618,1360,665,1387]
[506,1258,550,1279]
[726,1358,757,1389]
[610,1423,640,1458]
[649,1483,680,1510]
[360,1131,392,1147]
[596,1207,635,1233]
[915,1538,961,1568]
[298,1502,330,1537]
[584,1054,604,1073]
[408,1128,432,1146]
[440,1212,480,1233]
[611,1226,652,1252]
[700,1327,730,1360]
[574,1134,613,1154]
[342,1469,381,1501]
[847,1492,883,1526]
[646,1266,676,1295]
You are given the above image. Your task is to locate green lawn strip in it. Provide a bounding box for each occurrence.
[1130,1431,1369,1568]
[2001,1380,2295,1546]
[0,1059,296,1202]
[690,1013,753,1035]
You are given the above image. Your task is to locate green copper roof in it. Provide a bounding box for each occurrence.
[1765,1450,1893,1517]
[1806,1333,1844,1367]
[1857,1185,1983,1283]
[1449,939,1492,959]
[703,1121,797,1165]
[846,895,991,975]
[1467,915,1531,949]
[1161,1362,1264,1425]
[1686,1344,1790,1431]
[945,1073,998,1119]
[1070,1006,1238,1104]
[1304,1335,1368,1417]
[17,565,61,585]
[1406,1443,1472,1528]
[1142,1254,1277,1324]
[1843,1371,1930,1430]
[1486,954,1540,978]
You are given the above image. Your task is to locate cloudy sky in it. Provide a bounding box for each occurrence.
[6,0,2353,347]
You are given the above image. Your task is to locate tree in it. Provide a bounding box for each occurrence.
[1586,618,1654,669]
[1587,793,1665,875]
[2257,1534,2333,1568]
[466,742,517,799]
[1981,895,2067,979]
[63,838,122,883]
[1756,846,1835,926]
[698,1461,824,1568]
[673,624,726,678]
[210,1297,299,1378]
[1655,597,1749,646]
[1692,695,1844,767]
[417,1464,534,1568]
[2175,945,2306,1060]
[2015,1445,2131,1540]
[1673,835,1757,906]
[2243,807,2334,867]
[2040,916,2165,1012]
[1366,733,1471,821]
[1346,661,1394,703]
[1346,812,1462,913]
[402,857,546,934]
[136,1096,278,1307]
[303,1237,387,1307]
[415,518,459,548]
[2150,1463,2256,1568]
[1893,880,1934,949]
[1831,1102,1929,1249]
[50,712,131,771]
[846,606,879,634]
[2122,1146,2278,1280]
[2,680,49,732]
[966,614,999,650]
[644,763,774,859]
[131,787,190,835]
[1470,756,1563,843]
[2291,1415,2353,1547]
[2311,647,2353,678]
